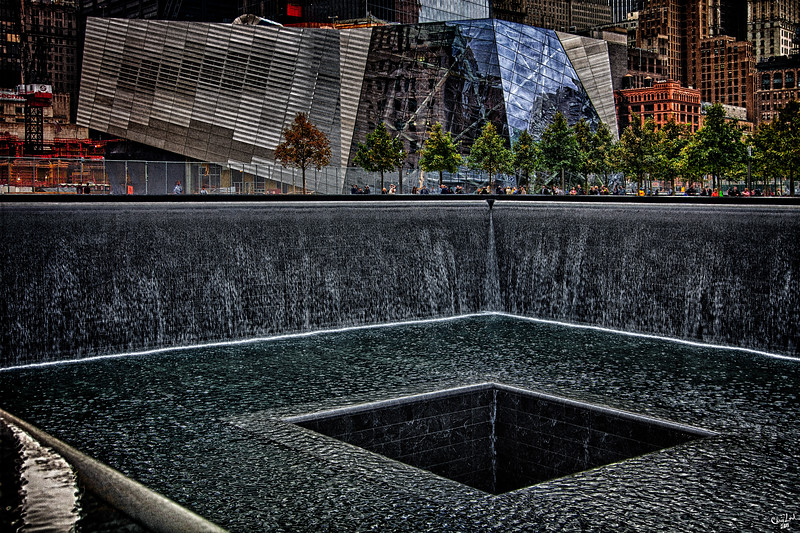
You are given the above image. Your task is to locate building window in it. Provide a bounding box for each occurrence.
[774,73,783,90]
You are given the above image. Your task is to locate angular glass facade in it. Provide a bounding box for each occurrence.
[78,17,615,192]
[350,19,606,167]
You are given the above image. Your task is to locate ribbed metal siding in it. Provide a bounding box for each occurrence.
[78,18,346,168]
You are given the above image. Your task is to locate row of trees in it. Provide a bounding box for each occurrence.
[275,102,800,195]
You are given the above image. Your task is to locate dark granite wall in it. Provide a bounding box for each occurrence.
[0,203,491,366]
[0,201,797,366]
[291,384,711,494]
[294,387,497,493]
[493,388,703,492]
[494,204,799,356]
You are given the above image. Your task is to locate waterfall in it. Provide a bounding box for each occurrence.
[493,203,799,356]
[0,201,797,367]
[484,209,502,311]
[0,203,488,366]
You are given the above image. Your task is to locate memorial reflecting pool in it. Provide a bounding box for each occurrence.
[0,314,797,532]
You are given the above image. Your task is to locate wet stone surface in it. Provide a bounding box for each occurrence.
[287,383,712,494]
[0,316,798,532]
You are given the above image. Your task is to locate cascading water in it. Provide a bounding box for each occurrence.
[483,204,502,311]
[0,202,490,366]
[493,202,799,356]
[0,200,797,367]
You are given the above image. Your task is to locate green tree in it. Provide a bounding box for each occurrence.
[540,112,581,191]
[275,112,332,194]
[655,119,691,192]
[512,129,541,193]
[615,115,660,192]
[682,103,746,191]
[589,122,616,187]
[419,122,462,187]
[353,122,406,193]
[573,119,594,192]
[752,120,784,193]
[753,100,800,195]
[468,122,512,191]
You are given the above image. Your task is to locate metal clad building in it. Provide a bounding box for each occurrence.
[77,17,616,193]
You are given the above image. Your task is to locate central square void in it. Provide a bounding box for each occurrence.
[286,383,713,495]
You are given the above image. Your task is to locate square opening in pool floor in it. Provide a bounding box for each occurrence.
[286,383,713,495]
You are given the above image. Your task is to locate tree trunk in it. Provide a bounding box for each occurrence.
[398,166,403,194]
[560,168,565,192]
[302,166,307,194]
[439,170,443,187]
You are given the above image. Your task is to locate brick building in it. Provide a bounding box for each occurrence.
[697,36,755,118]
[615,79,702,132]
[632,0,757,122]
[755,55,800,124]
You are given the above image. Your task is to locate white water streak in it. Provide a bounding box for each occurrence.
[1,312,797,373]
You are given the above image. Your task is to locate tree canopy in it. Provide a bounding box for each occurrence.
[468,122,512,190]
[615,114,660,191]
[353,122,405,193]
[512,129,541,193]
[419,122,462,187]
[752,100,800,195]
[540,112,581,190]
[274,112,331,194]
[682,103,745,190]
[586,122,616,187]
[655,119,691,192]
[573,119,594,191]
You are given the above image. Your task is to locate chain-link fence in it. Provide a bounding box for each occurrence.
[1,157,520,195]
[11,156,780,195]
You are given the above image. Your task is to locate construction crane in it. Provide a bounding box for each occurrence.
[17,83,52,156]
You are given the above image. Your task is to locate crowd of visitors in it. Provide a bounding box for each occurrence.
[342,182,792,196]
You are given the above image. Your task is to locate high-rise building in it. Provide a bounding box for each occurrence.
[747,0,800,62]
[77,0,238,22]
[697,36,755,118]
[0,1,23,89]
[239,1,611,32]
[0,1,81,120]
[20,1,80,94]
[709,0,747,40]
[608,0,641,25]
[632,0,756,120]
[237,0,489,25]
[755,55,800,125]
[635,0,686,83]
[490,0,612,32]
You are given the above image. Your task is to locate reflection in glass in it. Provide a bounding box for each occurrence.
[349,19,603,168]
